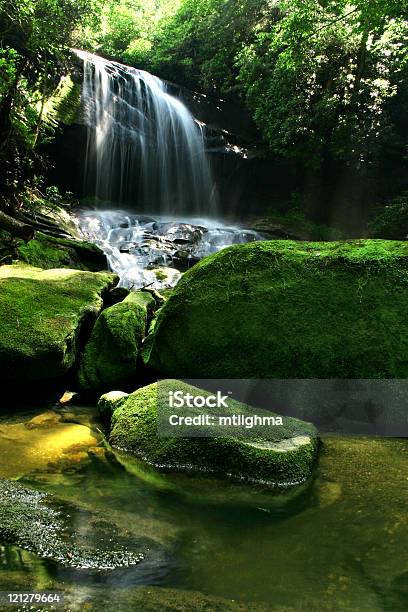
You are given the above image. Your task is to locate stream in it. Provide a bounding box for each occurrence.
[76,210,262,289]
[0,404,407,611]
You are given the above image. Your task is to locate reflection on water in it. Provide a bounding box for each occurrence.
[0,405,407,611]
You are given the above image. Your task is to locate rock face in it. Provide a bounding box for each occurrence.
[104,380,319,485]
[143,240,408,378]
[0,264,116,383]
[78,292,153,395]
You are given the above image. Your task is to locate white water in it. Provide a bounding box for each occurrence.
[77,210,261,290]
[75,50,217,216]
[75,51,261,289]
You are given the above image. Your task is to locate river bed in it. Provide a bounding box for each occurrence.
[0,405,407,611]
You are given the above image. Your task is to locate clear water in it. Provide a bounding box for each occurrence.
[76,210,262,289]
[0,406,407,611]
[75,50,217,216]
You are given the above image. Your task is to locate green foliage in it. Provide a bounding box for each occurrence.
[149,0,270,90]
[0,0,98,206]
[369,193,408,239]
[235,1,408,168]
[83,0,181,67]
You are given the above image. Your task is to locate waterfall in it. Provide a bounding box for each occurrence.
[75,50,217,216]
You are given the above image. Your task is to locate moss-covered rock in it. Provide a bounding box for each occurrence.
[17,231,107,271]
[0,263,116,383]
[143,240,408,378]
[78,292,151,395]
[106,380,319,485]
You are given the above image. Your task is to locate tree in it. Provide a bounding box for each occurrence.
[0,0,100,209]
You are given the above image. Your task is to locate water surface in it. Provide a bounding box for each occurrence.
[0,406,407,611]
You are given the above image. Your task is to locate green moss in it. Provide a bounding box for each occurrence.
[78,291,150,396]
[125,290,156,313]
[43,76,81,127]
[0,264,116,382]
[143,239,408,378]
[17,231,107,271]
[107,380,319,485]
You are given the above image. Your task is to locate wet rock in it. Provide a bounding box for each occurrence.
[0,411,100,479]
[25,410,62,429]
[155,222,207,244]
[59,390,80,406]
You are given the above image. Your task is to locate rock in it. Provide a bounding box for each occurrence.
[99,390,129,421]
[0,264,117,383]
[78,292,150,396]
[105,285,130,307]
[25,410,62,429]
[149,267,182,287]
[106,380,319,485]
[17,231,107,271]
[0,412,99,478]
[59,390,79,405]
[143,240,408,378]
[0,479,144,569]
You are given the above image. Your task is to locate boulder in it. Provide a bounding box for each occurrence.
[0,263,116,383]
[143,240,408,378]
[78,292,152,395]
[17,231,107,271]
[104,380,319,485]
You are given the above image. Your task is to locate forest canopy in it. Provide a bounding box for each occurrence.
[1,0,408,225]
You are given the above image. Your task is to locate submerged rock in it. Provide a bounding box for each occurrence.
[143,240,408,378]
[104,380,319,485]
[0,264,117,383]
[78,292,152,396]
[0,409,100,479]
[0,479,144,569]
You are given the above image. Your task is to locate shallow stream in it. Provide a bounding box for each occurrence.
[0,405,407,611]
[76,210,262,289]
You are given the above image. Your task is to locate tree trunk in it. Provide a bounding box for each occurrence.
[0,211,34,240]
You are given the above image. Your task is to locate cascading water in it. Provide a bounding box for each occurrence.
[75,50,217,215]
[74,51,262,289]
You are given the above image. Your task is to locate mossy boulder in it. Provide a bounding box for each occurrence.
[104,380,319,485]
[143,240,408,378]
[78,292,153,395]
[17,231,107,271]
[0,264,116,383]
